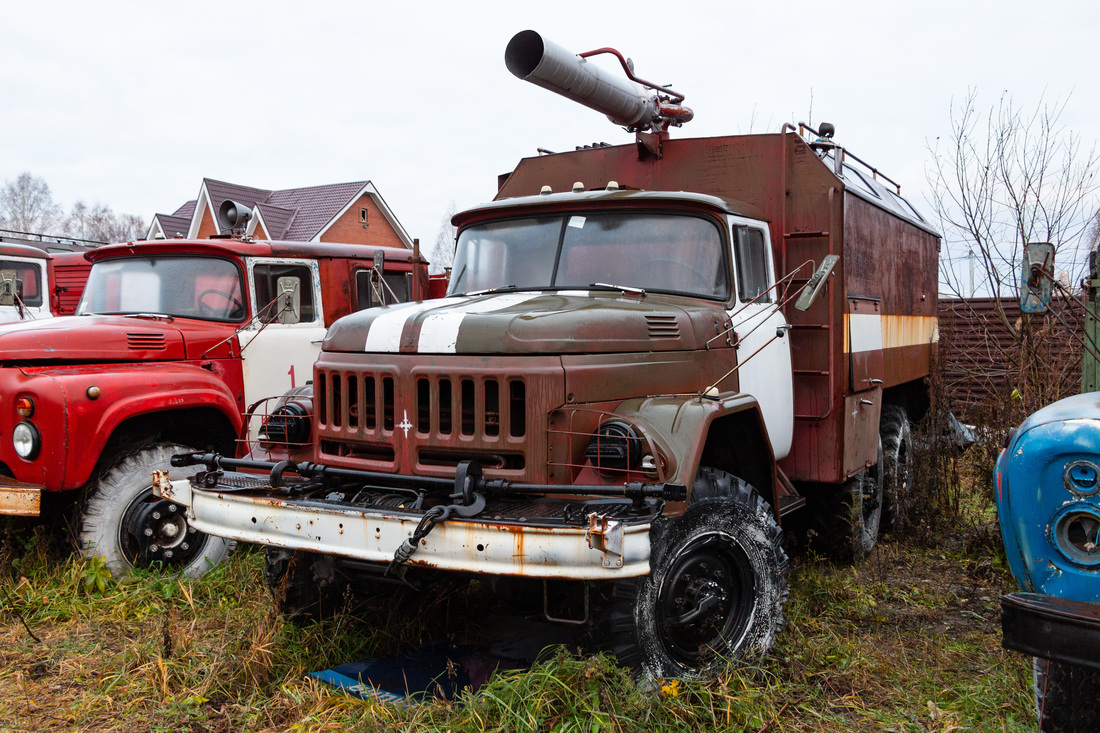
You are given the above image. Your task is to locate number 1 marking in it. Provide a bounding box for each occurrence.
[288,364,296,388]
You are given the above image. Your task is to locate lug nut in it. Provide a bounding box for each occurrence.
[152,511,161,520]
[144,528,153,537]
[150,544,160,552]
[165,550,173,559]
[181,543,189,551]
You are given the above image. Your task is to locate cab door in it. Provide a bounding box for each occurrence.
[238,258,327,428]
[726,218,793,460]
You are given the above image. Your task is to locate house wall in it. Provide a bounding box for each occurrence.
[196,206,218,239]
[319,194,407,248]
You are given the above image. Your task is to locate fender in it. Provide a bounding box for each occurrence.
[608,391,778,510]
[42,362,244,490]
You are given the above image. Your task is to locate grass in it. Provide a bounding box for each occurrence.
[0,486,1035,733]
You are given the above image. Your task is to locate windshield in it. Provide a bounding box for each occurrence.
[77,256,246,321]
[448,212,729,299]
[0,259,44,307]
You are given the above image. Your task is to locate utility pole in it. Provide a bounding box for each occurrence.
[1084,251,1100,393]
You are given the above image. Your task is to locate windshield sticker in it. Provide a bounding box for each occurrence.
[568,216,586,229]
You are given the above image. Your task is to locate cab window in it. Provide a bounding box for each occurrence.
[356,270,412,309]
[253,264,316,323]
[733,227,772,303]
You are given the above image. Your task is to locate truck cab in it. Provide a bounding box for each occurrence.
[0,235,427,579]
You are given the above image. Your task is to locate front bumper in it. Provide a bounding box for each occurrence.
[0,477,42,516]
[154,472,656,580]
[1002,592,1100,671]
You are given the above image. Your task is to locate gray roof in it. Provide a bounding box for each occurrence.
[155,214,191,238]
[198,178,369,239]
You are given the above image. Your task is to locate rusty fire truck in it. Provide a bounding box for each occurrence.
[157,31,940,677]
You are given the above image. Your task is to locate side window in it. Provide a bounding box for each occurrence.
[253,264,316,323]
[356,270,412,310]
[733,227,772,303]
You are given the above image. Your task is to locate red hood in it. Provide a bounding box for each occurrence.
[0,315,187,361]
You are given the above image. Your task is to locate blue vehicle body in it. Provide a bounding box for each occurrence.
[995,392,1100,671]
[996,392,1100,599]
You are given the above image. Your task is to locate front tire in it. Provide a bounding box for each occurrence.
[1034,657,1100,732]
[604,474,788,679]
[79,443,235,579]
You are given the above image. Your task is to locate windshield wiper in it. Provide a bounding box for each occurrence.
[464,284,518,296]
[121,312,175,321]
[591,282,646,297]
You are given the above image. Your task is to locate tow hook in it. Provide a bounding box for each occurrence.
[586,513,624,568]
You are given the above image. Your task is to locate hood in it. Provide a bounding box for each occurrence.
[0,315,186,361]
[324,290,728,355]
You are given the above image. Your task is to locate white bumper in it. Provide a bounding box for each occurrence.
[155,477,652,579]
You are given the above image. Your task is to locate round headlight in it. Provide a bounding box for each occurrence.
[13,421,40,460]
[584,420,643,476]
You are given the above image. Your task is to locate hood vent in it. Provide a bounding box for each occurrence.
[645,314,680,340]
[127,333,167,351]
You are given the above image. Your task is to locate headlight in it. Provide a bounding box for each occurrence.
[585,420,642,476]
[1051,504,1100,567]
[260,402,311,446]
[13,421,40,460]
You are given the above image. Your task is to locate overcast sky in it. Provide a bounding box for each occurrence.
[4,1,1098,289]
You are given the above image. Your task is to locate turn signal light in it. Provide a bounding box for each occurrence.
[15,397,34,418]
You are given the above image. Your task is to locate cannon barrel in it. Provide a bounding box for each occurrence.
[505,30,659,129]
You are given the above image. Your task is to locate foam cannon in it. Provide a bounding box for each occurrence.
[505,30,693,143]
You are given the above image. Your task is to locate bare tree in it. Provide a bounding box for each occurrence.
[929,91,1100,428]
[428,201,458,275]
[0,172,63,233]
[929,91,1099,307]
[64,201,145,243]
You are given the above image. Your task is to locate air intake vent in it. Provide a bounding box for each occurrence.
[645,314,679,339]
[127,333,167,350]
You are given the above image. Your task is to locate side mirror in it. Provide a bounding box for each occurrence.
[275,276,301,324]
[0,271,16,306]
[1020,242,1055,314]
[795,254,839,311]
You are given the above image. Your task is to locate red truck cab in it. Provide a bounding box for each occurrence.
[0,236,428,578]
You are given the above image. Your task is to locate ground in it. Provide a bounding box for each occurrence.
[0,501,1034,733]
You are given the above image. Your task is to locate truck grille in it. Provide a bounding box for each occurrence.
[315,365,537,476]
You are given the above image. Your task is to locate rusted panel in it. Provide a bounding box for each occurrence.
[181,486,654,579]
[842,388,882,477]
[0,484,41,516]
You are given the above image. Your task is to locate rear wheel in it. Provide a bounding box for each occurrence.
[880,405,913,534]
[603,470,788,678]
[810,442,883,561]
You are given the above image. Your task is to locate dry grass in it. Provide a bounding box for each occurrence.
[1,474,1034,733]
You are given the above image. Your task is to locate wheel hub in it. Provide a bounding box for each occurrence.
[121,489,207,569]
[657,533,754,668]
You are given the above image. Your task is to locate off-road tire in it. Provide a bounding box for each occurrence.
[79,443,235,579]
[265,548,349,624]
[809,442,883,562]
[602,471,788,679]
[1034,657,1100,732]
[880,404,913,535]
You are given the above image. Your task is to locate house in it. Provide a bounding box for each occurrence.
[145,178,413,249]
